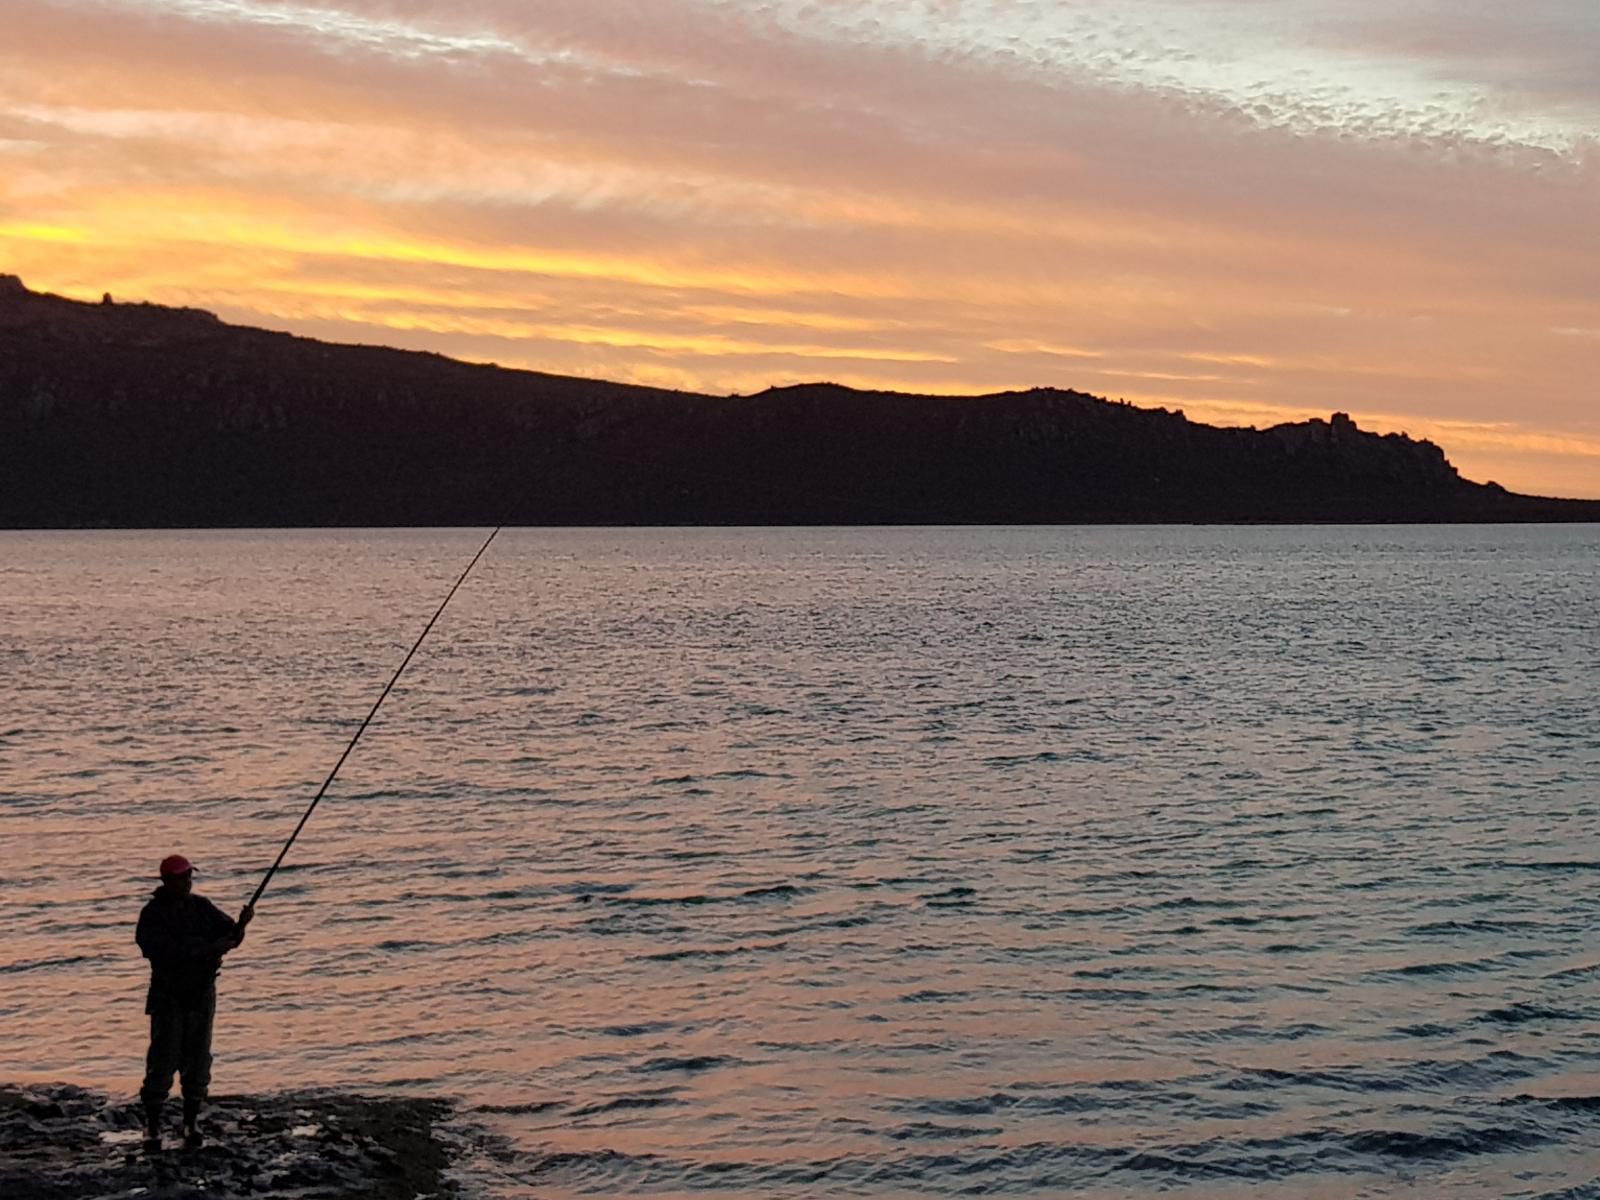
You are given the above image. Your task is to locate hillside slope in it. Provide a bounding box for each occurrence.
[2,277,1594,527]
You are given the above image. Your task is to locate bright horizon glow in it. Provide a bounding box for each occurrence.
[2,0,1597,496]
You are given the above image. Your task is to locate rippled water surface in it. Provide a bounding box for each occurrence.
[4,526,1600,1198]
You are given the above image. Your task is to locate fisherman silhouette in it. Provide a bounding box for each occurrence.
[135,854,254,1151]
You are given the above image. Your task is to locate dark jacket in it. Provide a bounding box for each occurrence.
[135,890,240,1014]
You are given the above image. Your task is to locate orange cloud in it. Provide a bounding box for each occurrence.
[2,0,1596,496]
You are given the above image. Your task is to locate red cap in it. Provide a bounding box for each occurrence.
[158,854,195,878]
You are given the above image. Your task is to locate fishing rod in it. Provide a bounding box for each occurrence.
[246,432,947,912]
[248,525,503,910]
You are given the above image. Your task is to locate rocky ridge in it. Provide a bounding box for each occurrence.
[1,276,1594,526]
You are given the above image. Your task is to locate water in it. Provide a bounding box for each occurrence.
[3,525,1599,1198]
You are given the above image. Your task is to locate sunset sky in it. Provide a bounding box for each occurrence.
[2,1,1596,496]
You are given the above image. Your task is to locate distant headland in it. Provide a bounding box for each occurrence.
[1,275,1595,527]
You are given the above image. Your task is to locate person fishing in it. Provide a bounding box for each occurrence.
[135,854,254,1151]
[129,527,499,1155]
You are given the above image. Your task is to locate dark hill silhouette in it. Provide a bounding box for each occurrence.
[1,275,1595,527]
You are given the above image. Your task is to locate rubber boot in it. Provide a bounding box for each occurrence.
[181,1096,204,1150]
[143,1099,163,1153]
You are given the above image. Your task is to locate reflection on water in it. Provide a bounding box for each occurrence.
[3,525,1599,1197]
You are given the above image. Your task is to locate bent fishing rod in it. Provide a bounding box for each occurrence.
[247,525,502,910]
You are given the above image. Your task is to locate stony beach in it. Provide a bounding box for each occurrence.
[0,1084,460,1199]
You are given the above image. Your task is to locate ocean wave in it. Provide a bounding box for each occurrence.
[638,941,787,963]
[0,953,106,975]
[633,1055,739,1074]
[740,883,810,900]
[568,1093,683,1119]
[1480,1002,1590,1025]
[498,1117,1558,1193]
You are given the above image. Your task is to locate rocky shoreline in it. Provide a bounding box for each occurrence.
[0,1084,460,1199]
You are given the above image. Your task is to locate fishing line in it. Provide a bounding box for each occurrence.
[248,524,503,909]
[246,422,971,911]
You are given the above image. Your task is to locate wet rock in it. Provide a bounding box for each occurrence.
[0,1083,460,1199]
